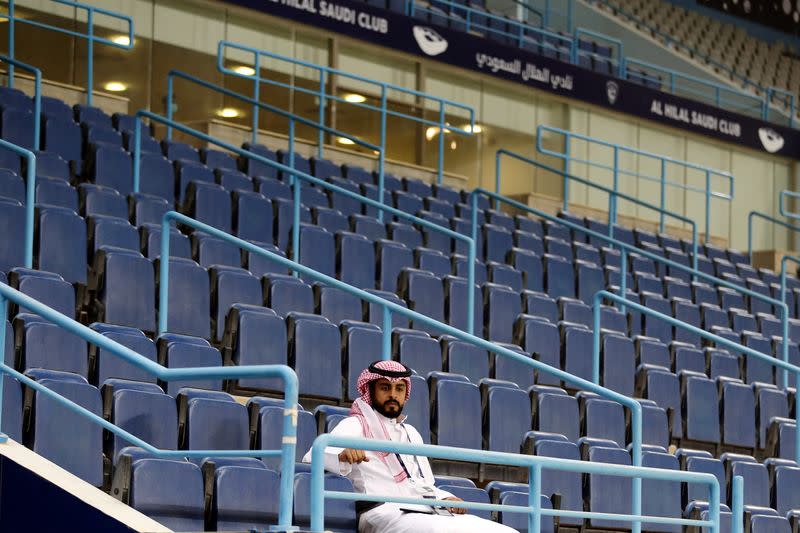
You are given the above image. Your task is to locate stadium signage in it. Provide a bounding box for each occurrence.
[224,0,800,159]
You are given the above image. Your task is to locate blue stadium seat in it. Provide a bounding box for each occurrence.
[708,347,741,380]
[162,140,200,163]
[1,109,34,151]
[313,206,349,235]
[263,273,314,317]
[272,197,312,251]
[211,464,279,531]
[293,473,357,533]
[84,125,122,148]
[87,145,133,195]
[201,148,237,170]
[140,223,192,260]
[42,117,82,163]
[640,292,673,344]
[297,224,335,279]
[388,221,423,250]
[0,169,23,203]
[402,177,431,198]
[516,316,560,385]
[509,248,543,292]
[636,336,670,369]
[350,214,386,241]
[1,375,22,442]
[35,176,78,210]
[89,247,155,333]
[532,386,579,442]
[693,282,719,306]
[210,266,261,342]
[254,402,316,468]
[341,164,373,185]
[754,384,787,450]
[483,382,529,453]
[523,291,558,324]
[129,192,169,227]
[181,393,248,462]
[637,366,683,439]
[220,304,287,392]
[182,181,231,233]
[514,230,544,256]
[727,457,769,508]
[586,446,632,529]
[393,329,441,378]
[241,143,279,179]
[719,377,756,449]
[276,150,311,179]
[441,336,489,384]
[155,257,210,338]
[424,196,455,219]
[288,313,341,399]
[532,440,582,526]
[216,168,252,193]
[580,393,626,448]
[544,254,575,299]
[416,246,451,278]
[127,457,204,530]
[431,378,481,449]
[641,451,682,532]
[484,282,521,344]
[770,461,800,516]
[702,303,730,330]
[639,400,670,450]
[602,333,635,397]
[26,373,103,485]
[88,216,139,255]
[562,323,593,382]
[8,267,75,317]
[90,324,157,386]
[673,299,702,345]
[363,289,410,330]
[681,371,720,445]
[40,96,71,121]
[545,236,573,261]
[74,104,111,128]
[316,285,362,324]
[453,255,487,286]
[399,268,444,334]
[743,332,775,385]
[256,176,291,200]
[483,223,513,263]
[337,232,375,289]
[36,151,69,181]
[0,87,32,112]
[36,205,87,284]
[731,310,758,334]
[14,313,88,375]
[559,297,592,329]
[108,385,177,459]
[671,342,705,375]
[341,322,381,401]
[576,259,605,305]
[157,334,222,395]
[493,342,535,390]
[191,233,241,269]
[444,276,481,334]
[175,161,215,205]
[233,190,272,243]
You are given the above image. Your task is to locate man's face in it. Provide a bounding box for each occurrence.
[371,378,407,419]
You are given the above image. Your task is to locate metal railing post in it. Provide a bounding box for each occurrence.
[659,159,666,233]
[318,70,326,159]
[251,52,261,146]
[0,292,7,442]
[705,170,711,242]
[563,133,571,211]
[732,475,744,533]
[611,145,619,225]
[382,308,392,360]
[7,0,14,88]
[529,464,542,533]
[166,75,174,140]
[86,7,94,106]
[290,119,300,275]
[437,103,445,184]
[377,86,387,224]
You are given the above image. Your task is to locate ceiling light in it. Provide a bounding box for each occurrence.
[233,65,256,77]
[216,107,240,118]
[450,140,457,150]
[463,124,482,134]
[337,137,355,145]
[103,81,127,92]
[425,126,440,141]
[111,35,130,46]
[344,93,366,103]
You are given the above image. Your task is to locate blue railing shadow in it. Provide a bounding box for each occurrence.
[0,56,41,150]
[494,148,698,266]
[216,40,475,185]
[0,283,299,529]
[536,124,735,241]
[308,434,726,533]
[1,0,134,106]
[132,111,476,335]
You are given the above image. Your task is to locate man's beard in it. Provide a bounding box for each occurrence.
[373,399,404,419]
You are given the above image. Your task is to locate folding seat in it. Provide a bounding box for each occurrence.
[36,205,87,285]
[586,446,633,529]
[398,268,444,334]
[753,384,788,450]
[392,190,423,218]
[73,104,111,128]
[444,276,482,334]
[202,148,237,170]
[453,255,487,286]
[0,109,34,153]
[25,372,103,485]
[431,378,481,449]
[182,181,232,234]
[350,214,385,241]
[106,382,176,459]
[580,392,626,448]
[84,125,123,148]
[89,247,155,332]
[388,221,423,250]
[128,191,168,227]
[641,292,673,344]
[293,473,357,533]
[514,230,544,256]
[315,285,362,325]
[630,253,657,276]
[576,259,605,305]
[40,96,72,121]
[441,336,489,384]
[544,254,575,299]
[742,332,775,385]
[665,276,692,301]
[749,515,791,533]
[573,241,600,264]
[691,282,718,306]
[161,139,200,163]
[559,297,592,329]
[748,279,774,316]
[42,117,82,164]
[155,257,210,338]
[718,377,757,450]
[674,298,702,345]
[232,190,272,244]
[637,366,683,439]
[702,303,730,330]
[9,267,75,318]
[759,314,782,340]
[769,461,800,515]
[544,236,573,262]
[683,453,726,507]
[732,310,759,334]
[326,177,361,217]
[78,184,126,220]
[0,87,32,112]
[359,183,392,219]
[714,258,738,279]
[272,197,312,251]
[123,130,161,155]
[312,206,348,235]
[483,223,513,263]
[530,385,579,442]
[209,266,261,343]
[287,313,341,399]
[340,164,373,185]
[488,262,523,292]
[483,383,529,453]
[175,161,215,205]
[399,177,429,199]
[191,233,241,269]
[424,197,455,220]
[180,392,249,464]
[209,463,280,531]
[215,168,252,193]
[339,322,382,401]
[493,342,535,390]
[89,325,158,390]
[639,399,670,451]
[417,212,451,254]
[36,151,70,181]
[506,248,542,292]
[334,232,374,290]
[515,316,560,385]
[681,371,721,446]
[263,273,313,317]
[0,374,22,442]
[86,145,133,195]
[484,282,521,344]
[157,334,222,394]
[392,328,441,378]
[704,242,728,262]
[561,323,593,383]
[140,223,192,260]
[363,288,410,330]
[726,457,770,509]
[13,313,88,375]
[0,169,23,203]
[719,287,747,312]
[543,220,571,242]
[294,224,335,279]
[431,183,461,205]
[416,247,451,278]
[671,342,706,375]
[523,291,558,324]
[485,209,514,233]
[256,176,291,200]
[641,451,682,532]
[35,176,78,210]
[601,333,635,397]
[241,143,279,179]
[636,336,670,369]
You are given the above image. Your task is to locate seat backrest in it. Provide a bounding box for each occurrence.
[129,458,204,531]
[157,257,210,338]
[432,379,481,449]
[293,473,357,532]
[288,313,342,399]
[586,446,633,528]
[110,388,177,460]
[485,386,530,453]
[157,334,222,395]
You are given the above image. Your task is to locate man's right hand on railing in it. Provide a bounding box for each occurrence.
[338,448,370,464]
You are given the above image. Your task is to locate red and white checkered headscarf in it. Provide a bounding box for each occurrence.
[353,360,412,406]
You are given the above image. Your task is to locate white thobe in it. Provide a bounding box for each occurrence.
[302,412,519,533]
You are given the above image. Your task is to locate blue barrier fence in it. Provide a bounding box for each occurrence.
[132,111,476,335]
[216,40,475,186]
[747,211,800,263]
[494,148,699,268]
[1,139,35,269]
[592,289,800,465]
[0,283,300,528]
[1,0,134,106]
[536,124,734,241]
[470,188,792,387]
[308,434,726,533]
[0,55,41,150]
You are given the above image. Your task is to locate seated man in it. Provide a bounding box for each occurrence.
[303,360,519,533]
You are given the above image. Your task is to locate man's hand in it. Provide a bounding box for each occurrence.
[338,448,370,464]
[443,496,467,514]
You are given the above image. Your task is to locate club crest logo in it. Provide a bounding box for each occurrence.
[758,127,784,153]
[412,26,448,56]
[606,81,619,105]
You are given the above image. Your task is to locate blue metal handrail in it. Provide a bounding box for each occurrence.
[0,283,299,529]
[536,125,735,241]
[470,188,792,389]
[0,56,41,150]
[746,211,800,263]
[779,190,800,220]
[592,289,800,465]
[164,69,383,217]
[216,40,475,185]
[494,149,698,265]
[308,434,725,533]
[574,28,624,77]
[766,88,797,127]
[1,0,134,106]
[1,139,35,269]
[779,255,800,329]
[132,111,476,335]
